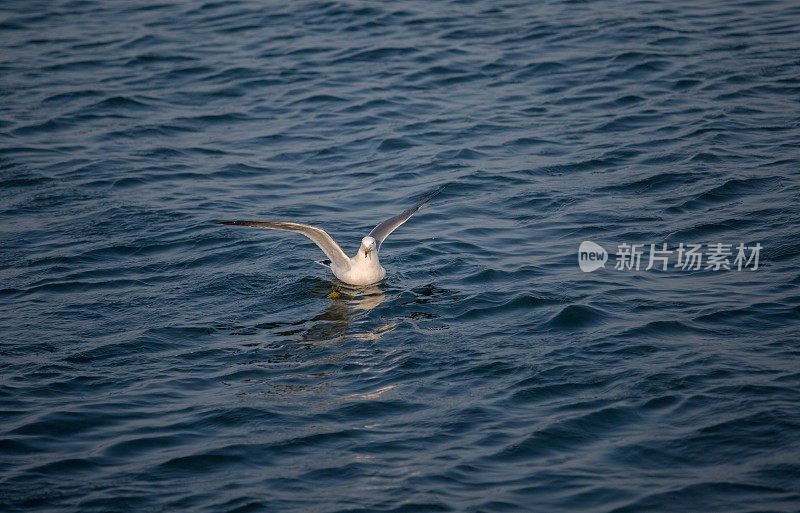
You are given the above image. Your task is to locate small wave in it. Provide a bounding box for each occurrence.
[332,46,416,63]
[666,176,782,213]
[377,137,416,151]
[598,171,702,194]
[546,304,608,329]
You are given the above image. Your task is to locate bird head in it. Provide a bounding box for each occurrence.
[361,236,377,258]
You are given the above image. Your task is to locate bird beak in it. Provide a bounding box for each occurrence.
[364,246,372,256]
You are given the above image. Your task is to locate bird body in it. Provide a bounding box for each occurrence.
[218,188,441,286]
[331,236,385,286]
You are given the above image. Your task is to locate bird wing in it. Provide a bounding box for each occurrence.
[217,220,350,270]
[368,187,443,252]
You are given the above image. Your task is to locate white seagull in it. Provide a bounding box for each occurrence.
[218,188,442,286]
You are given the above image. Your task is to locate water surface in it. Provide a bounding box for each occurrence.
[1,1,800,511]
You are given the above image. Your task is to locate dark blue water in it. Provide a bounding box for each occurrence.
[2,1,800,511]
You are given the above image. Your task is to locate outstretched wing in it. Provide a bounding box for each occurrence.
[217,220,350,270]
[368,186,443,252]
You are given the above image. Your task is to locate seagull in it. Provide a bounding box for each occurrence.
[217,188,442,286]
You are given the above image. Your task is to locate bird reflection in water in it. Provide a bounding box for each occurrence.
[300,285,397,343]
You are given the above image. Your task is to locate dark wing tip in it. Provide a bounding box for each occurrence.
[217,220,247,226]
[419,184,446,205]
[412,185,445,213]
